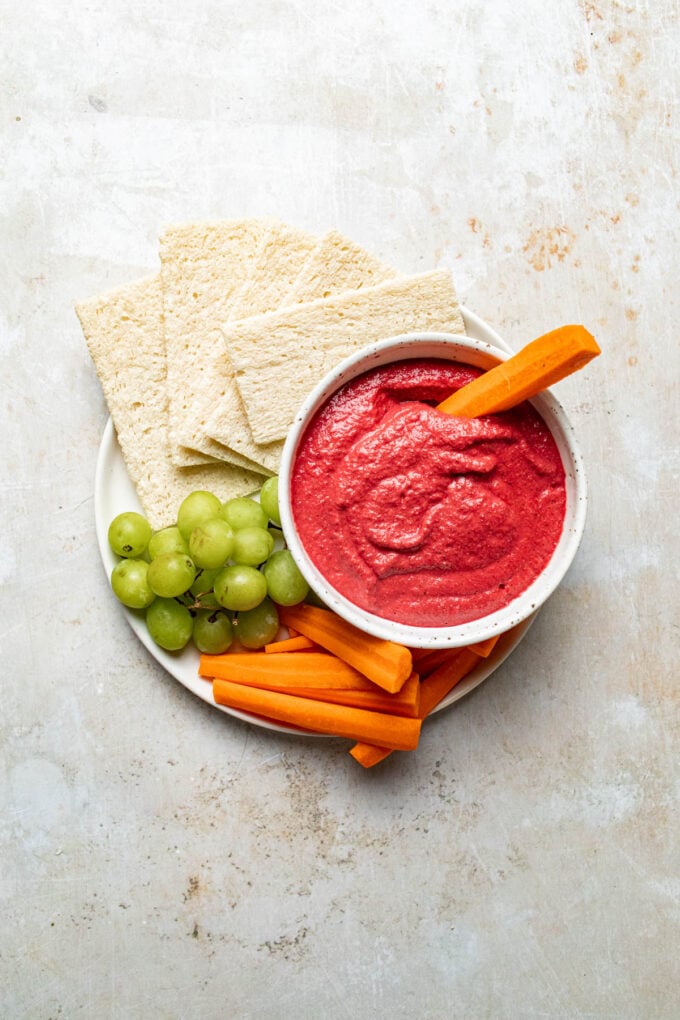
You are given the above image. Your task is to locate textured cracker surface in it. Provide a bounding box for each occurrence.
[201,222,319,472]
[225,269,466,443]
[282,228,397,304]
[227,222,318,320]
[159,219,272,466]
[75,275,265,529]
[206,230,398,472]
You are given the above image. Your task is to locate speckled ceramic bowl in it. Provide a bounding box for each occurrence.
[278,330,587,649]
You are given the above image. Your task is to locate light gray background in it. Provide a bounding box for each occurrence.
[2,1,678,1017]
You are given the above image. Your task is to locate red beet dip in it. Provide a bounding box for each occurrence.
[291,359,567,628]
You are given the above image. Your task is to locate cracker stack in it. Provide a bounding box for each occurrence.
[76,220,466,529]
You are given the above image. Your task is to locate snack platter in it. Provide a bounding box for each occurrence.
[93,303,538,736]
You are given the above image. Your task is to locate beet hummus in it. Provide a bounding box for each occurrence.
[290,359,567,628]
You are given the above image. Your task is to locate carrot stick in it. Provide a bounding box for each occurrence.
[349,743,393,768]
[350,647,481,768]
[264,635,316,653]
[212,679,422,749]
[199,651,381,691]
[466,635,500,658]
[278,603,412,693]
[408,637,499,677]
[436,325,600,417]
[278,671,419,716]
[409,647,456,677]
[417,648,481,717]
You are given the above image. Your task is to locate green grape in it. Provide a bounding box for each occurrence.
[259,475,281,526]
[148,525,189,560]
[108,512,152,558]
[189,567,221,608]
[189,517,235,569]
[146,598,193,651]
[177,490,222,540]
[147,552,196,598]
[192,609,234,654]
[262,549,309,606]
[221,496,268,531]
[214,564,267,612]
[110,559,156,609]
[231,526,274,566]
[236,598,279,649]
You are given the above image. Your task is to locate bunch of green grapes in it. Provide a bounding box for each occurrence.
[107,476,309,654]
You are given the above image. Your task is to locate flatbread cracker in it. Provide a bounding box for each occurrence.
[281,228,396,304]
[196,222,320,472]
[76,275,265,530]
[228,222,318,320]
[205,231,398,473]
[159,218,273,466]
[224,269,465,445]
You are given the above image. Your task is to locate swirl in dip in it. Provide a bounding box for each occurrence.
[290,358,567,628]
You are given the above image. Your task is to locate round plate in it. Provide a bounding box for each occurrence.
[94,306,538,737]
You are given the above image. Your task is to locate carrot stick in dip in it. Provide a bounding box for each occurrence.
[436,325,600,418]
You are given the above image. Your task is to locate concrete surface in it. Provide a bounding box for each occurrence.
[1,0,678,1017]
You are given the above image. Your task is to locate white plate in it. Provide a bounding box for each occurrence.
[94,306,538,737]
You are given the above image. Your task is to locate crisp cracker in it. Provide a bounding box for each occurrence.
[281,228,396,304]
[205,230,398,473]
[159,218,273,466]
[197,222,320,473]
[225,269,466,445]
[76,275,265,530]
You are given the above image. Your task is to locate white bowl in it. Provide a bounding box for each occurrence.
[279,331,587,649]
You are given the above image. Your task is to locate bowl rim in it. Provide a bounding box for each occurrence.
[279,330,588,648]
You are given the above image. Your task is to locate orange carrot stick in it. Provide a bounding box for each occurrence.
[408,637,499,677]
[278,603,412,693]
[199,651,381,691]
[436,325,600,418]
[409,647,456,677]
[212,679,422,749]
[466,635,500,658]
[280,671,419,716]
[349,743,393,768]
[350,647,481,768]
[417,648,481,717]
[410,635,500,672]
[264,635,317,653]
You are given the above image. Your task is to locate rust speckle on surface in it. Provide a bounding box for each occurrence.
[628,355,638,366]
[581,1,604,23]
[183,875,200,901]
[574,54,588,74]
[468,217,481,233]
[625,307,638,320]
[522,225,576,271]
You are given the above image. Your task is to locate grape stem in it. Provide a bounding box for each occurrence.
[175,592,222,613]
